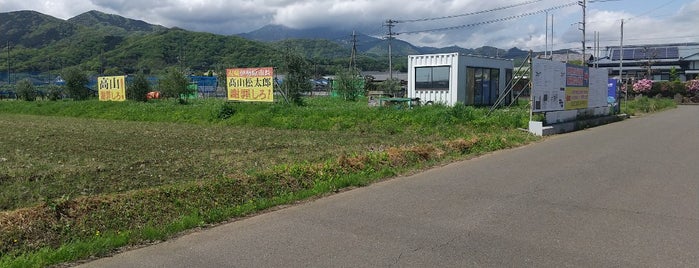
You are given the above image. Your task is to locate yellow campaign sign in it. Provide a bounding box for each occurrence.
[98,75,126,101]
[226,67,274,102]
[565,87,589,110]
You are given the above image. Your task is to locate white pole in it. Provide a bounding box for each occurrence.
[545,11,548,58]
[551,14,554,57]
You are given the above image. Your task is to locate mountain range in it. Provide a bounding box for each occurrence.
[0,10,554,76]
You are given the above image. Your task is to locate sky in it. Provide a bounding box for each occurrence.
[1,0,698,52]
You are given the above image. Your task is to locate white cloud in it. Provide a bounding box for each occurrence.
[0,0,697,49]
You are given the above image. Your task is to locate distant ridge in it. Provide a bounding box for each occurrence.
[68,10,166,33]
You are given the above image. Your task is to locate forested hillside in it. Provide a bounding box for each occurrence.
[0,10,538,77]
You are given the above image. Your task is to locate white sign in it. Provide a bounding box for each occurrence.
[531,59,566,112]
[531,59,609,112]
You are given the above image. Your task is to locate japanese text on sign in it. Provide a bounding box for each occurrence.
[565,87,589,110]
[226,67,274,102]
[98,75,126,101]
[565,65,589,87]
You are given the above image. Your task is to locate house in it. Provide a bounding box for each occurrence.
[593,43,699,81]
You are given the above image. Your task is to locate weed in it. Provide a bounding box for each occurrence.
[0,97,542,266]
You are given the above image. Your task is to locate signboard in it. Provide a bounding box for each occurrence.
[531,59,608,112]
[531,59,565,112]
[98,75,126,101]
[226,67,274,102]
[587,68,609,108]
[564,64,589,110]
[607,78,618,104]
[565,87,589,110]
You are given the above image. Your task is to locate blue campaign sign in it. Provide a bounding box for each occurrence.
[607,79,618,104]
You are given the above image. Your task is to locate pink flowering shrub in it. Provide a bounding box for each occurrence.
[686,80,699,94]
[633,79,653,93]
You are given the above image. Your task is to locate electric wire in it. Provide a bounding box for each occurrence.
[396,2,578,35]
[394,0,546,23]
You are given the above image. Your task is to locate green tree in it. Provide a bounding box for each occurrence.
[283,53,312,105]
[159,67,190,103]
[128,72,150,102]
[103,67,122,76]
[62,67,90,100]
[335,70,363,101]
[16,78,37,101]
[669,67,680,82]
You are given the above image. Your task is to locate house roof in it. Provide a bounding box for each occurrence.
[683,52,699,61]
[596,43,699,64]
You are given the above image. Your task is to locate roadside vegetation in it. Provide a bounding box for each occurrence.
[1,97,540,267]
[621,96,677,115]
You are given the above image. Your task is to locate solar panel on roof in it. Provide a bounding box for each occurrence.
[633,48,645,60]
[610,46,681,60]
[611,49,620,60]
[667,47,679,58]
[655,48,666,59]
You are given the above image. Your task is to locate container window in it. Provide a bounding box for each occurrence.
[415,66,450,91]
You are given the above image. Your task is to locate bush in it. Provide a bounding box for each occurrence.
[217,102,236,119]
[686,80,699,95]
[652,81,685,98]
[633,79,652,94]
[16,78,37,101]
[47,85,64,101]
[379,79,401,97]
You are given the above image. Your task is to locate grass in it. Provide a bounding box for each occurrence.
[0,96,542,266]
[621,96,677,115]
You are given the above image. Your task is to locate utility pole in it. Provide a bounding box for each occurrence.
[579,0,586,65]
[620,19,625,111]
[384,19,396,81]
[6,41,10,85]
[349,30,358,74]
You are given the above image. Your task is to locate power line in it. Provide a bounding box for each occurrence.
[628,0,677,21]
[396,2,578,35]
[395,0,546,23]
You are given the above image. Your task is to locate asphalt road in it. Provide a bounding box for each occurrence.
[79,106,699,267]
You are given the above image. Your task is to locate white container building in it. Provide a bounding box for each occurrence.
[407,53,514,106]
